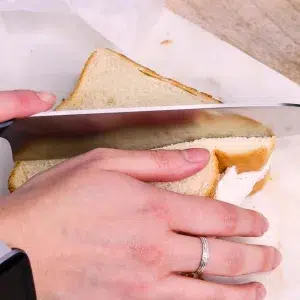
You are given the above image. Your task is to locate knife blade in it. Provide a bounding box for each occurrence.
[1,103,299,161]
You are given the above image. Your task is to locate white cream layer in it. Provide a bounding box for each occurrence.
[215,156,272,205]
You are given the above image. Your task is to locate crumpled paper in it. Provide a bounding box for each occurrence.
[0,0,164,54]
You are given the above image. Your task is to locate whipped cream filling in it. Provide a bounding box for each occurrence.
[215,156,272,206]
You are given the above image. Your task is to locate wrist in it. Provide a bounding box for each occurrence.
[0,196,24,249]
[0,196,39,299]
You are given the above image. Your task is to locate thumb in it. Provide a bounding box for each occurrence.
[50,148,211,183]
[0,90,56,122]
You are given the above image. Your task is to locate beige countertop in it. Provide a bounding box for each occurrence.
[167,0,300,85]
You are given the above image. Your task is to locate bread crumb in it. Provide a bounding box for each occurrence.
[107,97,116,106]
[160,39,173,45]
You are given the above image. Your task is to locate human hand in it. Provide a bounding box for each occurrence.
[0,90,56,122]
[0,148,280,300]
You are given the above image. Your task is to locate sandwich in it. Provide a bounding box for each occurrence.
[8,49,275,197]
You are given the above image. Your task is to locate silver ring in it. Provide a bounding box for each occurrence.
[196,237,210,275]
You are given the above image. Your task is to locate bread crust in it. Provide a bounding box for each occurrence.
[204,153,220,198]
[250,170,271,195]
[215,136,275,173]
[215,136,275,195]
[57,48,220,111]
[56,50,99,110]
[8,161,23,193]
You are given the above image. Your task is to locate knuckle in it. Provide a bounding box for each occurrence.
[235,283,263,300]
[15,90,34,106]
[142,198,170,222]
[81,159,101,175]
[252,282,266,300]
[220,205,239,235]
[14,92,28,109]
[224,247,245,276]
[83,148,115,172]
[207,287,226,300]
[85,266,101,288]
[130,242,166,268]
[122,281,150,300]
[86,148,108,162]
[207,282,262,300]
[150,150,175,171]
[249,210,265,236]
[261,246,275,272]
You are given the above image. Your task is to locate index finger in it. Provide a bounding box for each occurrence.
[159,191,268,237]
[0,90,56,122]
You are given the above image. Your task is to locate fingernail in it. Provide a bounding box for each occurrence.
[182,148,210,163]
[260,213,269,233]
[37,92,56,104]
[256,283,267,300]
[273,249,282,269]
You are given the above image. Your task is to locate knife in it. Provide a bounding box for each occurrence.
[1,103,299,161]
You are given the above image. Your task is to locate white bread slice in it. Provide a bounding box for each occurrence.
[9,49,274,193]
[57,48,220,111]
[9,136,274,196]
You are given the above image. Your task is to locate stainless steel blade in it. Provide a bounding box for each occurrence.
[1,103,299,161]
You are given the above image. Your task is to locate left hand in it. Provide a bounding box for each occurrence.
[0,90,56,122]
[2,148,279,300]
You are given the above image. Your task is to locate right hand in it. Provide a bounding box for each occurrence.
[1,148,281,300]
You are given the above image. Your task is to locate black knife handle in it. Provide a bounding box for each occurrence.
[0,120,14,136]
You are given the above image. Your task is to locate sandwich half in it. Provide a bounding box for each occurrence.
[8,49,275,196]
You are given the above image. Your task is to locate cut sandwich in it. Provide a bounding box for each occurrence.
[154,137,274,198]
[8,49,275,195]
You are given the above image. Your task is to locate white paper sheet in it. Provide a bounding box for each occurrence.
[0,0,164,54]
[0,4,300,299]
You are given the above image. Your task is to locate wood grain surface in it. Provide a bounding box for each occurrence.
[166,0,300,85]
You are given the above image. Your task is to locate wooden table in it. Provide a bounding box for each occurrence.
[166,0,300,85]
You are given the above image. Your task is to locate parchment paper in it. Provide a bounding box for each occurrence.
[0,0,164,54]
[0,3,300,299]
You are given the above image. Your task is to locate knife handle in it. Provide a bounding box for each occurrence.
[0,120,14,136]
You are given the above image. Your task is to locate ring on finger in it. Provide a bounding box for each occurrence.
[195,237,210,275]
